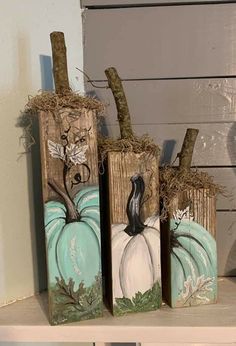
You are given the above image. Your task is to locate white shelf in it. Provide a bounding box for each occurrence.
[0,278,235,343]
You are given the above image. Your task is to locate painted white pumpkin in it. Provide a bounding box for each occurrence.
[111,174,161,303]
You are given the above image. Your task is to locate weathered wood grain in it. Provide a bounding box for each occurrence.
[86,78,236,124]
[84,5,236,79]
[170,189,216,237]
[39,108,102,325]
[39,108,99,201]
[108,151,159,224]
[104,122,236,166]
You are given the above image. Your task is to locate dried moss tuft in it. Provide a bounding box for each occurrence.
[25,90,104,115]
[160,166,224,220]
[98,134,160,162]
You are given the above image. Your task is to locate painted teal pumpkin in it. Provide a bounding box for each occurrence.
[170,218,217,306]
[44,185,101,289]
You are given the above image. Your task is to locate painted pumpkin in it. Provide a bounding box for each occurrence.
[170,217,217,306]
[44,185,101,289]
[112,174,161,302]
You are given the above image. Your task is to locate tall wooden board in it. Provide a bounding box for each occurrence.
[106,151,162,315]
[39,108,102,325]
[161,188,217,308]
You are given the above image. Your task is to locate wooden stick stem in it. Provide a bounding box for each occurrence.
[105,67,133,139]
[50,31,70,94]
[178,128,199,170]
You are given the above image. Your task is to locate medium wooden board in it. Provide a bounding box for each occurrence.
[106,151,162,315]
[104,122,236,166]
[86,78,236,125]
[84,5,236,79]
[39,108,103,325]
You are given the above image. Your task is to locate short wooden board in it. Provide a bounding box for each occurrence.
[39,108,103,325]
[161,188,217,308]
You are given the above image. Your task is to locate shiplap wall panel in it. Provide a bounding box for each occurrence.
[204,168,236,211]
[104,123,236,166]
[217,211,236,276]
[84,3,236,277]
[84,5,236,80]
[82,0,230,5]
[87,79,236,124]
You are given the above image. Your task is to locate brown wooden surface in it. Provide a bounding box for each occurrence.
[107,151,159,224]
[170,189,216,238]
[39,108,99,202]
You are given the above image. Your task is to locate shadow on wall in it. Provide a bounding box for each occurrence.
[160,139,177,165]
[16,53,54,294]
[28,55,54,291]
[225,122,236,276]
[40,55,54,91]
[225,239,236,276]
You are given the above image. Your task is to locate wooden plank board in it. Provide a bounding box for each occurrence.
[204,167,236,211]
[84,5,236,80]
[161,189,217,308]
[216,211,236,277]
[106,152,162,315]
[39,108,103,325]
[82,0,231,5]
[104,123,236,166]
[86,78,236,124]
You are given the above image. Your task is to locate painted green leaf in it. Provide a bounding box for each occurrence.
[50,274,102,325]
[114,281,161,316]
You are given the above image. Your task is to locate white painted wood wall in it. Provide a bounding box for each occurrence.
[83,0,236,277]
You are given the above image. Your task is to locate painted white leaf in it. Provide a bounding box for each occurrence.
[48,140,65,160]
[173,206,194,222]
[66,144,88,165]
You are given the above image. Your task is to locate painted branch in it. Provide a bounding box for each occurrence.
[50,31,70,94]
[48,179,79,222]
[105,67,134,139]
[178,128,199,170]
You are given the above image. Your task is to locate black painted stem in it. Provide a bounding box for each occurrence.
[124,174,146,236]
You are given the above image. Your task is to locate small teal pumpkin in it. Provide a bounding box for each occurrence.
[44,186,101,289]
[170,219,217,306]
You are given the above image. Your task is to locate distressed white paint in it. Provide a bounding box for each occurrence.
[112,217,161,303]
[0,0,84,307]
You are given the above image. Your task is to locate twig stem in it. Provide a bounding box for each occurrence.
[105,67,133,139]
[50,31,70,94]
[179,128,199,170]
